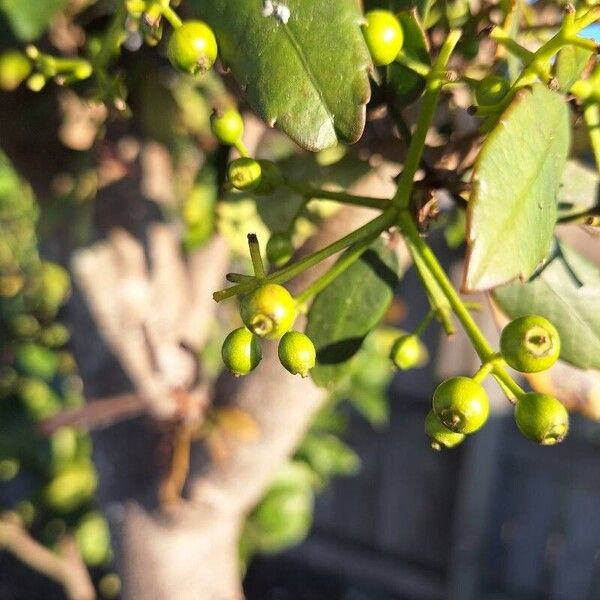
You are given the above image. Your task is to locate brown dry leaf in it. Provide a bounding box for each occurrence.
[214,407,260,441]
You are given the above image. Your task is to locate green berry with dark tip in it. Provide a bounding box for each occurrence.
[210,107,244,145]
[425,410,465,450]
[227,157,262,191]
[167,20,217,75]
[433,376,489,434]
[240,283,296,340]
[500,315,560,373]
[514,392,569,445]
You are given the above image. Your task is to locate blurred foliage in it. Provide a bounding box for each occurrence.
[0,152,112,585]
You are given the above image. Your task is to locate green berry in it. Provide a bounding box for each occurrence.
[0,50,32,91]
[253,160,284,194]
[500,315,560,373]
[167,20,217,75]
[266,232,294,267]
[240,283,296,340]
[514,392,569,445]
[210,107,244,145]
[75,512,111,566]
[221,327,262,376]
[278,331,316,377]
[433,376,489,434]
[390,334,425,370]
[424,410,465,450]
[475,75,510,106]
[362,10,404,66]
[227,157,262,191]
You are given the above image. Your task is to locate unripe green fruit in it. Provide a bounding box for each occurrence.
[39,261,71,316]
[390,334,425,370]
[0,50,32,91]
[253,160,284,194]
[42,462,98,513]
[362,10,404,66]
[433,376,489,434]
[210,107,244,145]
[240,283,296,340]
[500,315,560,373]
[221,327,262,376]
[424,410,465,450]
[75,512,111,566]
[514,392,569,445]
[266,232,294,267]
[278,331,316,377]
[15,343,58,381]
[475,75,510,106]
[227,157,262,191]
[167,20,217,75]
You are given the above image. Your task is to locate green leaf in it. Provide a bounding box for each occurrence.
[193,0,371,151]
[493,240,600,370]
[297,433,360,479]
[307,239,400,388]
[0,0,67,41]
[557,159,599,218]
[554,46,592,93]
[464,84,570,291]
[386,10,430,106]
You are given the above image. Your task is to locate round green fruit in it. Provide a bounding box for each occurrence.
[475,75,510,106]
[266,233,294,267]
[514,392,569,445]
[240,283,296,340]
[389,334,425,370]
[278,331,316,377]
[42,463,98,513]
[75,512,111,566]
[227,157,262,191]
[167,20,217,75]
[362,10,404,66]
[433,376,489,434]
[0,50,32,91]
[424,410,465,450]
[210,107,244,145]
[221,327,262,376]
[500,315,560,373]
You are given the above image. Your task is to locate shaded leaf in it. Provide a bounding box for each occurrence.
[493,240,600,370]
[386,10,430,106]
[0,0,67,41]
[554,46,593,93]
[464,84,570,291]
[297,433,360,479]
[557,159,599,218]
[307,239,400,388]
[193,0,371,151]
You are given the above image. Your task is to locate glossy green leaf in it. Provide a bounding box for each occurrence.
[464,84,570,291]
[493,240,600,370]
[307,239,399,388]
[554,46,592,93]
[386,10,429,106]
[0,0,67,41]
[193,0,371,151]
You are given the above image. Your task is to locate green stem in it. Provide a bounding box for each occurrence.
[392,29,462,209]
[214,209,396,302]
[161,3,183,28]
[226,273,256,284]
[234,140,250,158]
[583,103,600,172]
[295,231,379,308]
[247,234,266,279]
[286,183,389,211]
[394,51,431,77]
[398,211,524,399]
[414,310,436,337]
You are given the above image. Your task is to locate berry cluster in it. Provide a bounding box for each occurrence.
[221,282,316,378]
[387,313,568,449]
